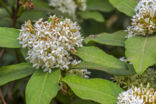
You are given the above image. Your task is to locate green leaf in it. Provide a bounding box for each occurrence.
[125,36,156,74]
[0,63,35,86]
[0,17,11,27]
[0,9,11,27]
[84,30,126,47]
[18,10,48,22]
[0,8,8,17]
[32,0,52,12]
[8,0,17,6]
[78,11,105,22]
[87,0,114,12]
[63,75,122,104]
[109,0,138,16]
[74,46,135,75]
[33,0,50,9]
[26,69,61,104]
[0,27,20,48]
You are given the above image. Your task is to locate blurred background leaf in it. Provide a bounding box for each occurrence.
[78,11,105,22]
[87,0,114,12]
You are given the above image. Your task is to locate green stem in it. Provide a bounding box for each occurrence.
[0,0,11,17]
[0,89,6,104]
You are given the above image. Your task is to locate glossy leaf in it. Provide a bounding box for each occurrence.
[109,0,138,16]
[26,69,61,104]
[84,30,126,47]
[74,46,135,75]
[0,27,20,48]
[0,63,34,86]
[63,75,122,104]
[78,11,105,22]
[125,36,156,74]
[87,0,114,12]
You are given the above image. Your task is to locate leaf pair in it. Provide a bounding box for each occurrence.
[26,69,122,104]
[84,29,156,74]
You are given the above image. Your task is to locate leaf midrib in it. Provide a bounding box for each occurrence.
[37,73,48,104]
[138,37,147,73]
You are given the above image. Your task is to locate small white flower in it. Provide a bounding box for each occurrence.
[18,15,84,72]
[119,57,132,64]
[49,0,87,17]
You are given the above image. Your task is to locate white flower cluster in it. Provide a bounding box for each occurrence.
[49,0,87,16]
[117,84,156,104]
[69,68,91,78]
[127,0,156,38]
[18,15,84,72]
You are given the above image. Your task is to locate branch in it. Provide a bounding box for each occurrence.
[0,89,6,104]
[12,0,21,27]
[0,49,4,59]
